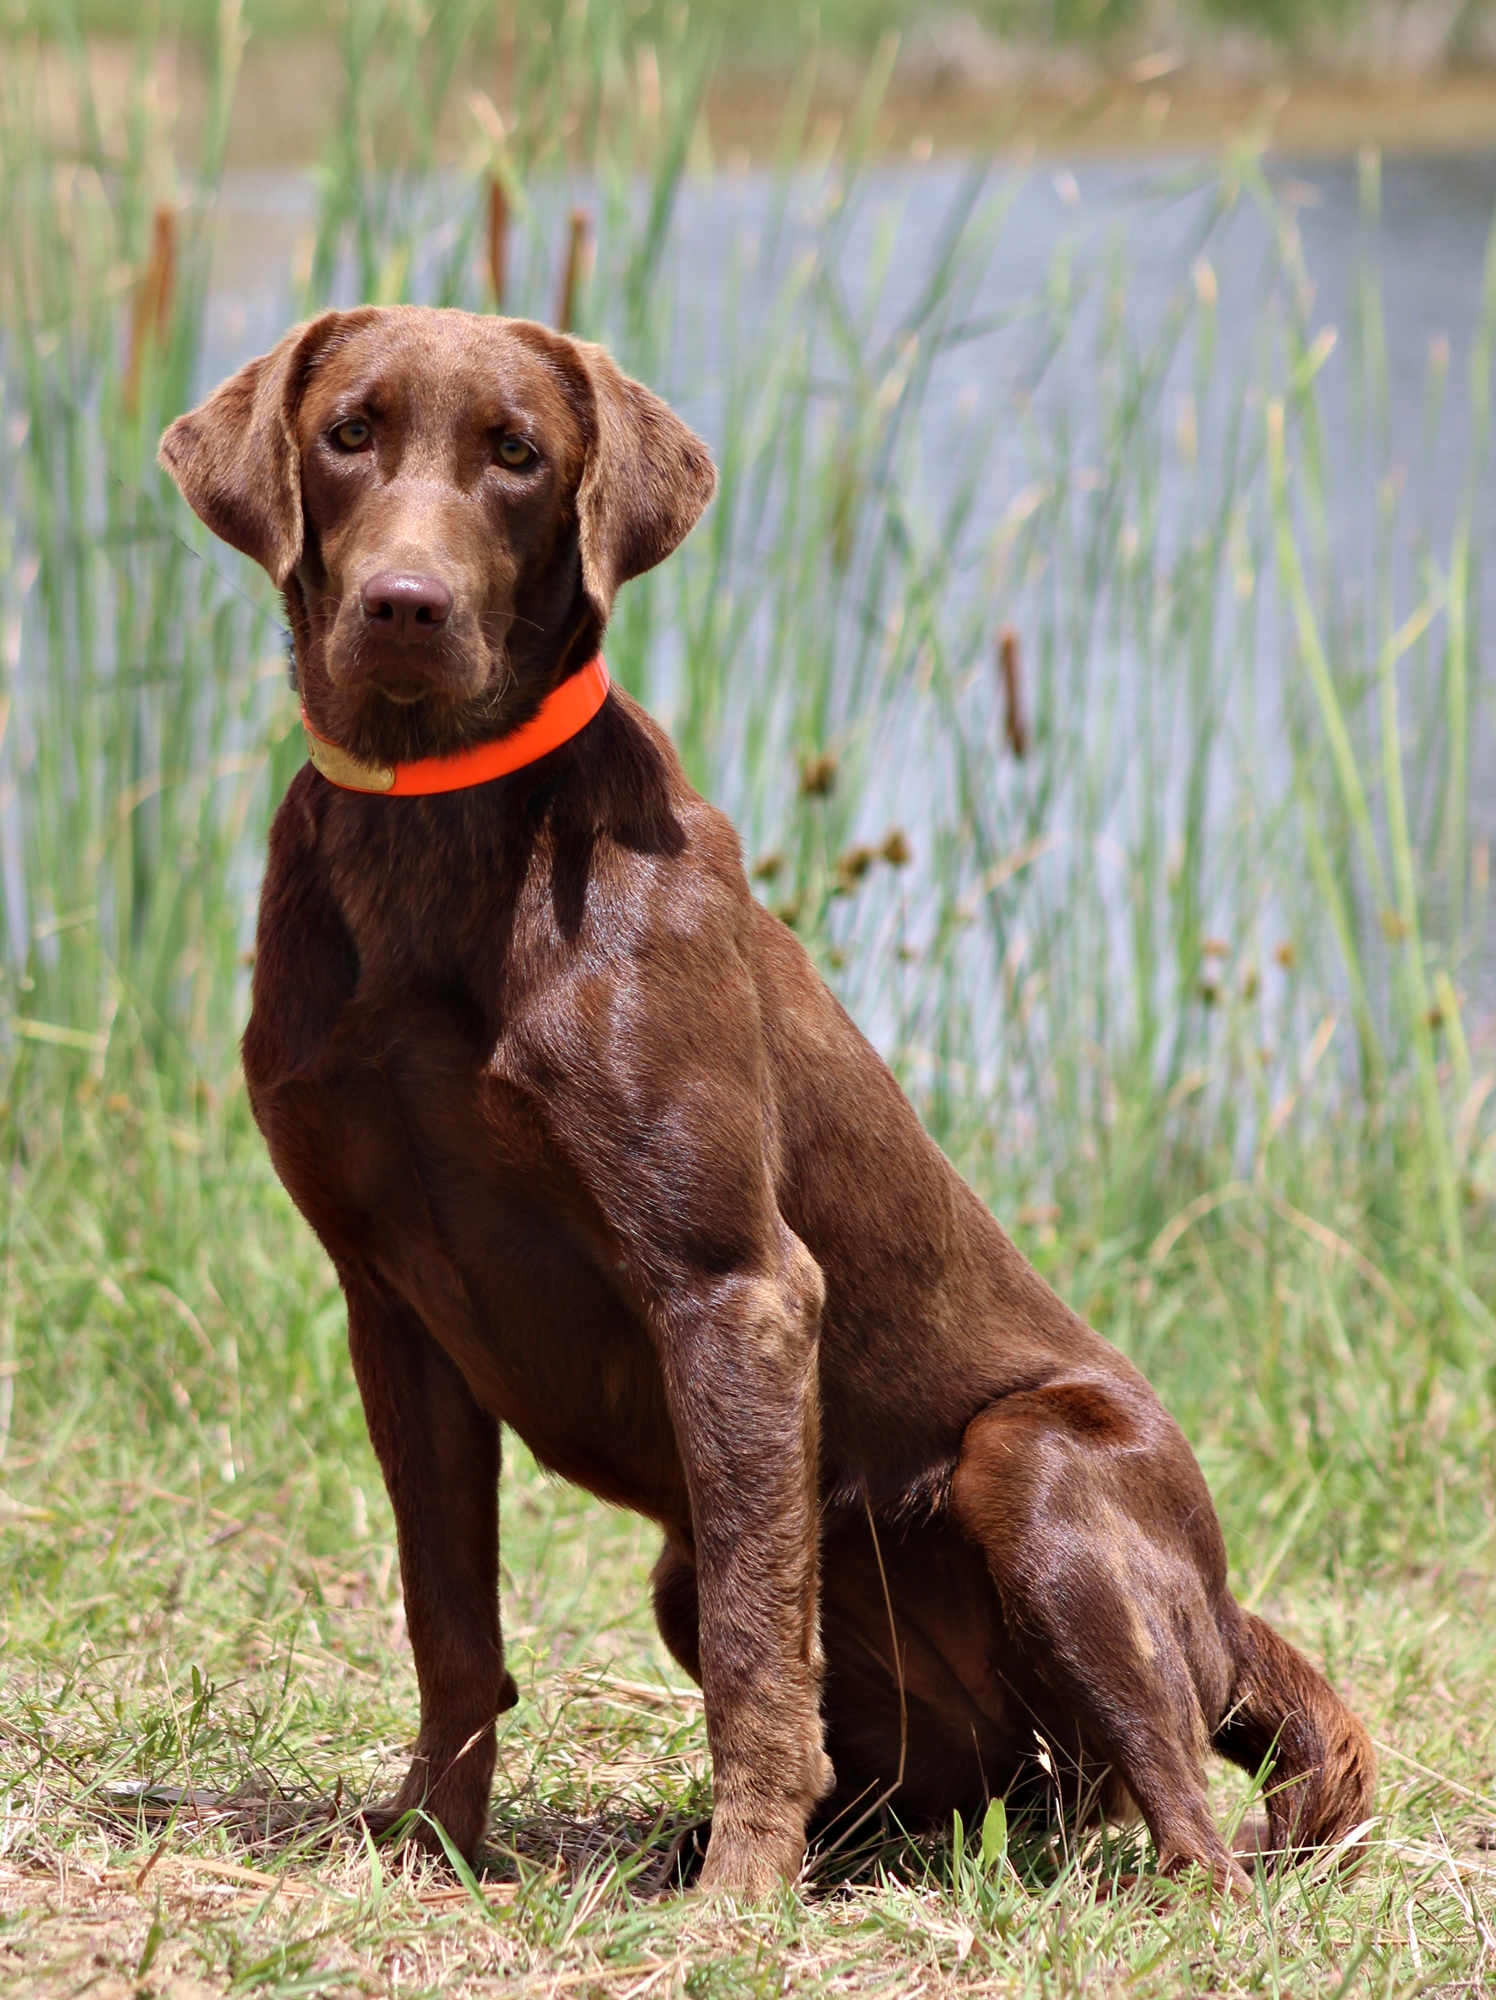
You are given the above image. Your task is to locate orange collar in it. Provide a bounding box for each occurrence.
[302,655,611,796]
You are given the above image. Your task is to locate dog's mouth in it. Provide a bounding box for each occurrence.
[302,569,522,757]
[310,628,518,764]
[344,643,485,703]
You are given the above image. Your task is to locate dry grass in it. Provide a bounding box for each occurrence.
[2,1425,1494,1999]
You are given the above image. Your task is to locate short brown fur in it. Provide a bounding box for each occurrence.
[159,307,1374,1896]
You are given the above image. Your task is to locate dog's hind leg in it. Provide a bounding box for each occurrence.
[645,1539,716,1889]
[651,1536,702,1684]
[344,1277,517,1860]
[949,1382,1250,1895]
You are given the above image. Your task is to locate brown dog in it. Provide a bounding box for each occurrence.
[160,305,1374,1897]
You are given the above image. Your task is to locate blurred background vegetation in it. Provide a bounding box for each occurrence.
[7,0,1496,69]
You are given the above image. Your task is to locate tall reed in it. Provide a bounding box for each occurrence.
[0,1,1491,1568]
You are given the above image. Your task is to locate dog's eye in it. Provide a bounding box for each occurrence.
[495,435,535,469]
[332,419,372,451]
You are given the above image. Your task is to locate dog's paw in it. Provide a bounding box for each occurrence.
[695,1816,806,1898]
[1157,1848,1254,1902]
[354,1799,417,1843]
[355,1793,487,1863]
[640,1818,712,1896]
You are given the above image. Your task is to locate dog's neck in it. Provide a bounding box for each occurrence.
[301,656,611,796]
[306,688,689,1023]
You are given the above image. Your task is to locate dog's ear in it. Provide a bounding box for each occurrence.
[569,340,717,624]
[158,310,370,587]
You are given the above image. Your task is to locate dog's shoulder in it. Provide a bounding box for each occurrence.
[557,685,754,926]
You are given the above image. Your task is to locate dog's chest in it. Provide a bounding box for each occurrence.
[250,966,687,1520]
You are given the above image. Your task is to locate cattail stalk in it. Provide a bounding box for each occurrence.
[555,207,593,334]
[124,203,175,416]
[999,624,1028,759]
[486,176,509,309]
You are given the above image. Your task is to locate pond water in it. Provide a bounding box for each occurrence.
[197,151,1496,1040]
[202,149,1496,676]
[204,151,1496,505]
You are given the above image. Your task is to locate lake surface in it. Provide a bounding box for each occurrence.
[202,150,1496,646]
[197,152,1496,1031]
[205,150,1496,490]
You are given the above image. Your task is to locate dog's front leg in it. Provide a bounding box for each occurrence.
[344,1277,516,1859]
[657,1236,832,1896]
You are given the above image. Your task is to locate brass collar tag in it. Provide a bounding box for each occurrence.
[303,727,396,793]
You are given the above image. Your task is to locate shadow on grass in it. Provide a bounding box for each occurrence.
[95,1774,1173,1908]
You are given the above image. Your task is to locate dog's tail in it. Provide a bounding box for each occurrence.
[1213,1604,1376,1867]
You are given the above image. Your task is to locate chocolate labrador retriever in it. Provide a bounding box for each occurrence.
[160,305,1373,1897]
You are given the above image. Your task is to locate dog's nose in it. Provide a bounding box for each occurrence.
[360,570,453,638]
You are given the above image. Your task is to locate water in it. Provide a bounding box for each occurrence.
[202,153,1496,698]
[195,152,1496,1055]
[205,151,1496,505]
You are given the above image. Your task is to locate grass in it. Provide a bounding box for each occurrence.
[1,2,1495,1993]
[0,1139,1493,1993]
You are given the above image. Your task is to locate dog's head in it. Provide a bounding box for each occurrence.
[159,306,716,763]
